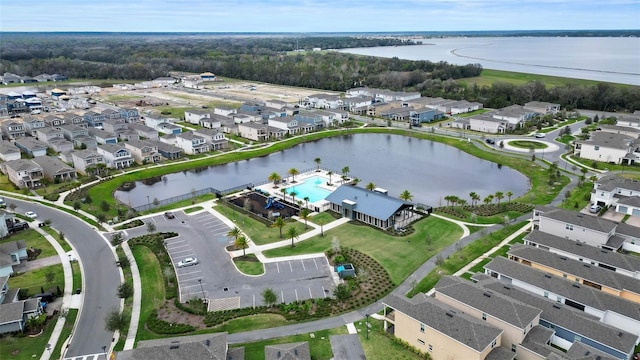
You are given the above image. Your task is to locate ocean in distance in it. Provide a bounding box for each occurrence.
[339,37,640,86]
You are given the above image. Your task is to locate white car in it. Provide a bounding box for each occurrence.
[25,211,38,219]
[177,257,198,268]
[534,133,546,138]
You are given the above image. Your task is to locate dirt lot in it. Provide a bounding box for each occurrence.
[94,79,338,116]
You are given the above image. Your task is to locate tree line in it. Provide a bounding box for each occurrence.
[0,34,637,112]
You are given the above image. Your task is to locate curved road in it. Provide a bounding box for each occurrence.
[8,198,120,359]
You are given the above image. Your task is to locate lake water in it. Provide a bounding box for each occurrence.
[115,134,529,208]
[339,37,640,85]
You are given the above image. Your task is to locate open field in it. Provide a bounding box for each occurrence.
[460,69,635,88]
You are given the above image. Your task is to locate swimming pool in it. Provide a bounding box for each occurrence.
[286,175,333,203]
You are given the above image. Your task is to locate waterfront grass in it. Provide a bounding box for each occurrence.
[461,69,625,88]
[131,245,165,342]
[264,215,462,285]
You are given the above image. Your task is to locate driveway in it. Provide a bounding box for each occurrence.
[127,210,335,310]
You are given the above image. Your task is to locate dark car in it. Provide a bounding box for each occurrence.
[164,211,175,219]
[485,138,495,145]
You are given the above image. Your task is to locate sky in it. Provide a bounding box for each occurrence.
[1,0,639,32]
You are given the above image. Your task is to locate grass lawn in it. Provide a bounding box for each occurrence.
[460,69,620,88]
[233,255,264,275]
[215,203,311,246]
[43,227,72,252]
[50,309,78,360]
[213,314,288,333]
[357,318,425,360]
[0,229,57,258]
[555,134,575,145]
[71,261,82,292]
[560,181,595,211]
[233,327,348,360]
[468,257,492,274]
[0,313,58,360]
[309,212,336,225]
[435,209,524,224]
[8,264,64,296]
[183,206,203,214]
[508,140,548,150]
[131,245,166,342]
[264,216,462,285]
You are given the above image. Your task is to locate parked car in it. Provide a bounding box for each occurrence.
[177,257,198,268]
[25,211,38,219]
[534,133,546,138]
[0,198,6,208]
[589,204,602,214]
[485,138,495,145]
[164,211,175,219]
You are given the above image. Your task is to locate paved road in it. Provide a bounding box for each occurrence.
[6,198,120,359]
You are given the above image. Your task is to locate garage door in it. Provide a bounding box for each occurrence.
[618,205,628,213]
[632,208,640,217]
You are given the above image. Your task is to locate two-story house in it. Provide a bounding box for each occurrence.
[119,108,140,122]
[43,114,65,127]
[238,122,268,142]
[170,131,209,155]
[88,128,118,145]
[96,144,134,169]
[14,137,48,157]
[268,116,300,135]
[62,112,87,127]
[127,123,158,140]
[1,121,26,140]
[31,156,77,183]
[199,114,225,129]
[0,159,43,188]
[82,110,106,128]
[0,141,21,162]
[61,124,95,148]
[574,131,639,165]
[193,128,228,151]
[124,139,161,164]
[71,149,107,175]
[592,174,640,217]
[184,109,210,124]
[0,276,43,335]
[523,101,561,115]
[22,117,46,135]
[102,118,128,135]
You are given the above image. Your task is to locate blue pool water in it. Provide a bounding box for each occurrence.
[286,175,332,203]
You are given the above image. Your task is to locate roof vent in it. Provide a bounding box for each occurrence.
[205,339,210,347]
[600,250,609,254]
[583,264,591,268]
[572,284,580,288]
[576,243,582,246]
[618,332,624,337]
[577,214,583,218]
[553,304,562,309]
[544,274,552,279]
[503,285,511,290]
[559,256,567,260]
[446,310,456,317]
[169,345,179,350]
[483,291,492,298]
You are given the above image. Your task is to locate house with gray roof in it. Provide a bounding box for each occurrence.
[325,185,414,230]
[0,276,43,335]
[33,126,65,144]
[483,256,640,337]
[96,144,134,169]
[71,150,107,175]
[115,332,229,360]
[329,334,366,360]
[0,140,21,162]
[238,122,268,141]
[383,293,505,360]
[265,342,310,360]
[469,113,510,134]
[1,121,26,140]
[124,139,161,164]
[102,118,128,135]
[153,140,183,160]
[524,230,640,278]
[127,123,158,140]
[0,240,27,277]
[199,114,226,129]
[0,159,43,188]
[193,128,228,151]
[523,101,561,115]
[507,244,640,304]
[434,276,542,351]
[615,115,640,128]
[475,276,637,360]
[88,127,118,145]
[31,156,76,183]
[22,117,46,135]
[575,131,639,165]
[597,124,640,139]
[591,174,640,223]
[14,137,48,158]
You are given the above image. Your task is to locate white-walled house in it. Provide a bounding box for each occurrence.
[173,131,209,155]
[574,132,639,165]
[268,116,300,135]
[184,109,210,124]
[96,144,134,169]
[592,174,640,218]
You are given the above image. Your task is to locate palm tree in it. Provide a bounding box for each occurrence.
[458,198,468,207]
[227,227,241,241]
[342,166,350,179]
[327,171,333,185]
[314,157,321,172]
[366,182,376,191]
[399,190,413,202]
[303,196,310,209]
[268,172,281,187]
[351,177,361,186]
[235,235,248,257]
[280,188,287,202]
[299,208,311,229]
[288,168,299,183]
[449,196,459,208]
[272,217,285,238]
[286,226,300,248]
[289,190,297,202]
[506,191,513,203]
[469,192,478,206]
[484,195,493,206]
[495,191,504,205]
[444,195,452,207]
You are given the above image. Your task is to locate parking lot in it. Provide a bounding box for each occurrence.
[136,209,337,309]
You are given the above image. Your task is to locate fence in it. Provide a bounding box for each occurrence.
[133,183,252,212]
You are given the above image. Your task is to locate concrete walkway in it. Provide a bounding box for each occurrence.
[14,255,61,272]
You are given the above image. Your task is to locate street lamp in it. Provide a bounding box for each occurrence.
[365,314,369,340]
[198,279,205,299]
[146,195,150,211]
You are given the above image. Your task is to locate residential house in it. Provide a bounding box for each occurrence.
[491,105,536,128]
[171,132,209,155]
[1,73,21,85]
[14,137,48,158]
[47,138,74,153]
[193,128,228,151]
[342,95,372,112]
[380,107,415,122]
[382,293,505,360]
[615,115,640,128]
[117,129,140,142]
[524,230,640,279]
[101,109,121,120]
[0,276,44,335]
[128,123,158,140]
[62,113,86,127]
[144,115,178,130]
[476,275,637,360]
[574,132,639,165]
[295,110,331,129]
[34,73,53,82]
[88,128,118,145]
[0,240,27,277]
[102,118,128,135]
[468,113,509,134]
[233,110,261,123]
[114,332,232,360]
[1,159,43,188]
[523,101,561,115]
[82,110,106,128]
[31,156,77,183]
[592,174,640,217]
[323,109,350,125]
[264,99,289,110]
[199,114,225,129]
[265,342,310,360]
[157,122,182,135]
[154,141,183,160]
[60,124,94,148]
[124,140,161,164]
[484,256,640,337]
[325,185,413,230]
[434,276,542,352]
[366,101,403,117]
[450,100,483,115]
[597,124,640,139]
[420,97,459,114]
[96,144,134,169]
[0,141,21,162]
[71,150,107,175]
[184,109,210,124]
[410,108,444,126]
[267,125,287,140]
[33,126,65,144]
[213,106,237,117]
[43,114,65,127]
[1,121,26,140]
[21,117,46,135]
[507,244,640,304]
[269,116,304,135]
[119,108,140,123]
[307,94,342,109]
[238,122,268,142]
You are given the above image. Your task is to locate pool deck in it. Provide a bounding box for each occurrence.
[255,169,350,210]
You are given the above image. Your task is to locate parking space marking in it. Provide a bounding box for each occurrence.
[300,259,306,271]
[309,288,313,298]
[322,286,327,298]
[288,261,293,272]
[276,262,280,273]
[253,294,255,308]
[177,269,201,278]
[170,249,193,256]
[313,258,319,269]
[295,289,299,302]
[165,238,187,245]
[280,291,284,303]
[166,243,189,250]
